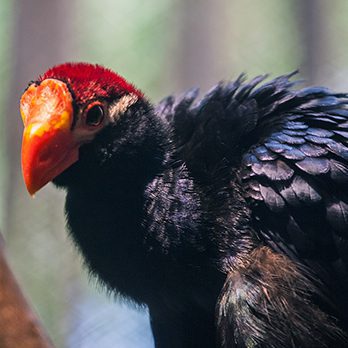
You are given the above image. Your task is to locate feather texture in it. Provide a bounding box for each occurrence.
[157,72,348,347]
[34,64,348,348]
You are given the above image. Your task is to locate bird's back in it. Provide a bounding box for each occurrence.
[157,73,348,346]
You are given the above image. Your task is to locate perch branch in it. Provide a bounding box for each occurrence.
[0,232,55,347]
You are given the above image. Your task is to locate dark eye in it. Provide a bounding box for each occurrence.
[85,104,104,126]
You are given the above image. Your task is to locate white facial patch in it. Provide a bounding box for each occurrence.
[72,93,139,146]
[109,93,138,122]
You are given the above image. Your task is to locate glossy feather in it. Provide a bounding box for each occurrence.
[39,64,348,347]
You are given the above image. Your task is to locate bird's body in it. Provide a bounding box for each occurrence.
[20,64,348,347]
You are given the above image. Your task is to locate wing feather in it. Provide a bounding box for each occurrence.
[156,74,348,275]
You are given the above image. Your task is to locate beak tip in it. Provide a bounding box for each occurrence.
[23,171,40,196]
[25,182,37,197]
[27,188,37,197]
[25,176,44,196]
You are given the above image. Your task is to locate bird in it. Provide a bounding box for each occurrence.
[20,62,348,348]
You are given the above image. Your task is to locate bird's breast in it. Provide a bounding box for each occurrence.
[64,187,163,303]
[63,175,222,307]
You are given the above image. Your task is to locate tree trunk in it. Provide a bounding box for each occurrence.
[5,0,75,234]
[0,233,54,348]
[4,1,79,346]
[296,0,329,85]
[173,0,230,92]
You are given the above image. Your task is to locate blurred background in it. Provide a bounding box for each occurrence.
[1,0,348,347]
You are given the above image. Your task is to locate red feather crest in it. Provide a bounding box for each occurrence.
[40,62,143,104]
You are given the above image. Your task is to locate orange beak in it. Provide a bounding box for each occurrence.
[20,79,79,195]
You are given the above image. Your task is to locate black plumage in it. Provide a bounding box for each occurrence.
[23,66,348,347]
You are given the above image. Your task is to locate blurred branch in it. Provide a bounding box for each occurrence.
[0,232,54,348]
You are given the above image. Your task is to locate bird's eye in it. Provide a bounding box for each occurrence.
[84,103,104,126]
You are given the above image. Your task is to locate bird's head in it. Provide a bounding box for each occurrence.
[20,62,144,195]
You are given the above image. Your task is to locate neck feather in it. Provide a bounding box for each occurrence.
[53,100,168,195]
